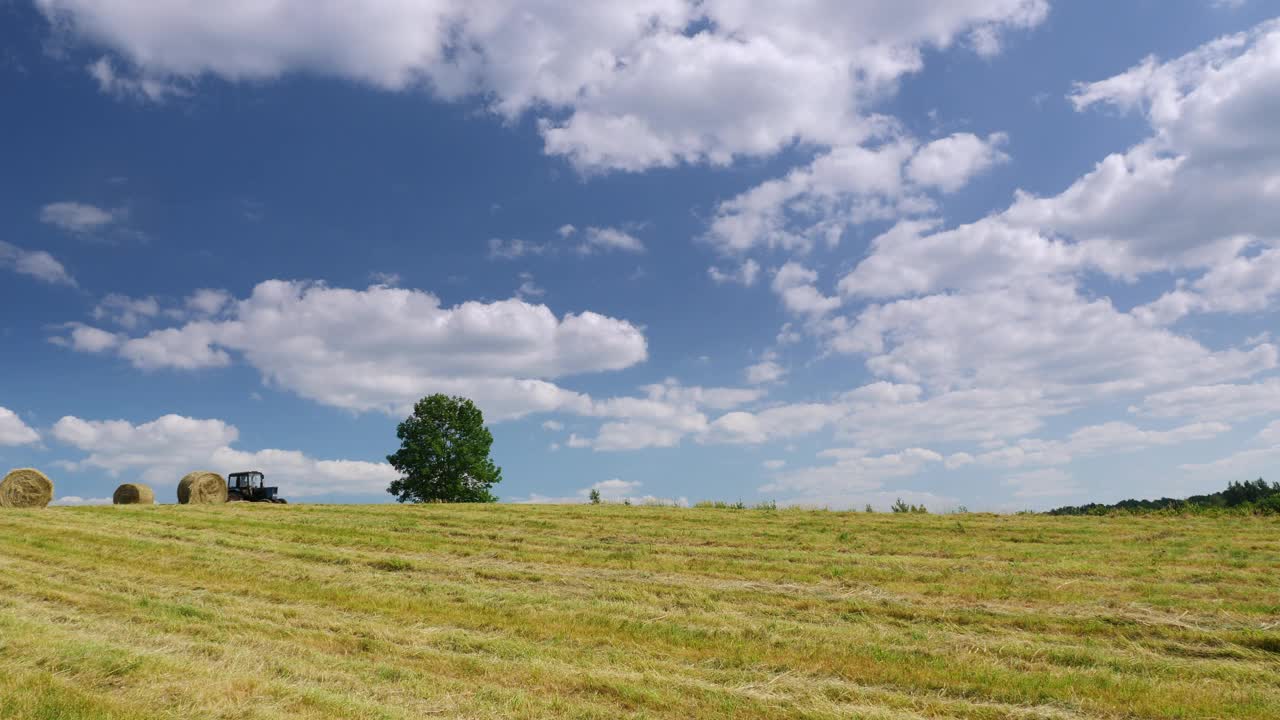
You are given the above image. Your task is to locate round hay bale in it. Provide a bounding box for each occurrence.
[177,471,226,505]
[113,483,155,505]
[0,468,54,509]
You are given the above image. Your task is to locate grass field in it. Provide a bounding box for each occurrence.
[0,504,1277,719]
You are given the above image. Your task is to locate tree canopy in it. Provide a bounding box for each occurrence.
[386,394,502,503]
[1047,478,1280,515]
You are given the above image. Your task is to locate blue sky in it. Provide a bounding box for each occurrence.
[2,0,1279,509]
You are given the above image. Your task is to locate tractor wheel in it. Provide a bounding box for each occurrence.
[227,491,244,502]
[273,498,288,504]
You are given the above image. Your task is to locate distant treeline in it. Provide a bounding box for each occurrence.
[1047,478,1280,516]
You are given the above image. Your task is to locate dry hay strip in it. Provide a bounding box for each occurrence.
[176,472,226,505]
[113,483,156,505]
[0,468,53,509]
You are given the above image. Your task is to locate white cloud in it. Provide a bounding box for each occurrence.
[52,324,122,353]
[1134,247,1280,325]
[972,421,1231,469]
[635,379,763,411]
[55,280,648,420]
[831,280,1276,397]
[837,383,1065,450]
[186,288,232,316]
[520,478,687,506]
[39,201,120,233]
[0,241,76,285]
[745,358,786,385]
[557,379,765,451]
[837,19,1280,307]
[761,446,946,508]
[589,478,642,499]
[578,227,645,255]
[762,459,786,470]
[705,132,1009,257]
[1258,420,1280,445]
[541,420,564,431]
[92,294,160,329]
[1179,421,1280,484]
[1133,378,1280,422]
[0,407,40,446]
[905,132,1009,192]
[703,403,846,445]
[771,262,840,317]
[708,259,760,287]
[591,422,687,451]
[36,1,1047,172]
[52,413,398,498]
[515,272,545,299]
[705,140,920,256]
[1030,20,1280,276]
[1002,468,1082,499]
[87,56,184,101]
[51,496,112,506]
[488,238,548,260]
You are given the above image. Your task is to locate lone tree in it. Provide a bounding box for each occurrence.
[387,394,502,503]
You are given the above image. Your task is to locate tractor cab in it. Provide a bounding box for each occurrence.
[227,471,286,504]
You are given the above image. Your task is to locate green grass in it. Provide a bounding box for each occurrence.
[0,504,1277,719]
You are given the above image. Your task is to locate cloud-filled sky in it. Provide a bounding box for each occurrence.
[2,0,1278,509]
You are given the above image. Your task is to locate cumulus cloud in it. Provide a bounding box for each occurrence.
[705,133,1009,257]
[488,238,548,260]
[92,294,160,329]
[87,56,184,101]
[39,201,121,233]
[971,421,1231,469]
[51,496,112,506]
[186,288,232,316]
[0,241,75,285]
[578,227,645,255]
[708,259,761,287]
[55,280,648,420]
[1180,420,1280,484]
[1132,378,1280,422]
[760,446,950,509]
[0,407,40,446]
[831,280,1276,397]
[744,357,786,385]
[703,403,847,445]
[771,263,840,318]
[836,19,1280,311]
[905,132,1009,192]
[515,272,546,299]
[1001,468,1082,499]
[52,413,397,498]
[36,0,1047,172]
[520,478,687,506]
[568,379,766,451]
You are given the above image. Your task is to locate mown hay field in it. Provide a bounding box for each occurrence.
[0,504,1277,719]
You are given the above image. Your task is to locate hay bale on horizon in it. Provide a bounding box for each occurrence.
[113,483,156,505]
[0,468,54,509]
[177,471,226,505]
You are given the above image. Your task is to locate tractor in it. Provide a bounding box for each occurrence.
[226,471,287,504]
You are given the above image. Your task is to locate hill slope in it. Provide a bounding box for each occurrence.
[1,504,1277,719]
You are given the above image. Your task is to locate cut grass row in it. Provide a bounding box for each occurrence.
[0,504,1277,718]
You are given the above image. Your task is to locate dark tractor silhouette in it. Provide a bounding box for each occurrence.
[226,471,287,504]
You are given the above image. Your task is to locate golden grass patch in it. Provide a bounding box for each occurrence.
[0,505,1276,719]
